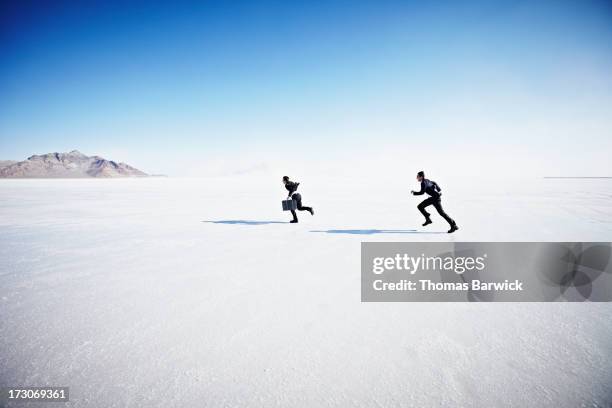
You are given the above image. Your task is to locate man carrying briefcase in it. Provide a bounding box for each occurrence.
[282,176,314,223]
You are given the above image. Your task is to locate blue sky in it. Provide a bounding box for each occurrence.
[1,0,611,176]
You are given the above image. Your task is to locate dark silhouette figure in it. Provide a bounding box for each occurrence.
[283,176,314,223]
[411,171,458,233]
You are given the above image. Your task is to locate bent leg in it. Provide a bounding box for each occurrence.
[294,193,312,212]
[417,197,434,219]
[433,199,456,227]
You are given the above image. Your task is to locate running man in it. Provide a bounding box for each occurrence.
[411,171,458,233]
[283,176,314,223]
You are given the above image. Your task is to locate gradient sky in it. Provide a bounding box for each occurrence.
[1,0,611,176]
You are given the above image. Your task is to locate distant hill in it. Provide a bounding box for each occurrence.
[0,150,148,178]
[0,160,17,169]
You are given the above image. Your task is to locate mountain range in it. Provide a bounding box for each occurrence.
[0,150,148,178]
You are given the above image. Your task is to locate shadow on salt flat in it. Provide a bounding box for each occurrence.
[203,222,446,233]
[203,220,287,225]
[310,229,446,235]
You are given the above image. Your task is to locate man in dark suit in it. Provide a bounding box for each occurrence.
[283,176,314,223]
[411,171,458,233]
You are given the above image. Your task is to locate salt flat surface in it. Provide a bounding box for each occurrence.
[1,177,611,407]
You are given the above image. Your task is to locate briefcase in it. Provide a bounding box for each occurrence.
[282,199,297,211]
